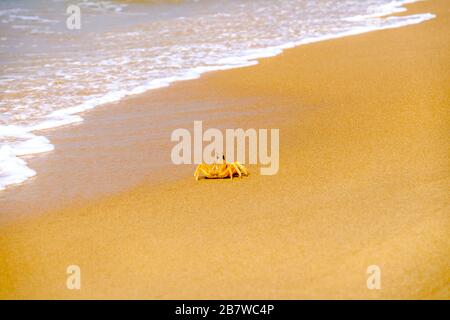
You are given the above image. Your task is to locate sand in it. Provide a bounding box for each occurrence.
[0,0,449,299]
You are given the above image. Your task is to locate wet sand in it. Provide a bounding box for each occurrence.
[0,0,449,299]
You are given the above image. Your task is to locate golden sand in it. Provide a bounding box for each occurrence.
[0,0,449,299]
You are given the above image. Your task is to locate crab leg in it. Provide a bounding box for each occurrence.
[230,163,242,178]
[217,165,231,179]
[228,166,234,179]
[194,164,202,180]
[235,162,249,176]
[199,166,214,179]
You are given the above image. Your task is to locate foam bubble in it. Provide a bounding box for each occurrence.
[0,145,36,191]
[0,124,54,189]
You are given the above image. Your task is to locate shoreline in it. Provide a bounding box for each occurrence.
[0,0,437,202]
[1,0,449,299]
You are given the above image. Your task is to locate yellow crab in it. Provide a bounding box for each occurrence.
[194,155,249,180]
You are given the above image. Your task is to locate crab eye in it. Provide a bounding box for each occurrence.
[222,155,225,160]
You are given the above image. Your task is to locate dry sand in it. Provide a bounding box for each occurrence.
[0,0,449,299]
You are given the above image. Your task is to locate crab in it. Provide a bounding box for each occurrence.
[194,155,249,180]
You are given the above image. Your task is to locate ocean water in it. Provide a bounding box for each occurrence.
[0,0,435,190]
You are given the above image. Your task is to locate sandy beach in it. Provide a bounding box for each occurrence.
[0,0,449,299]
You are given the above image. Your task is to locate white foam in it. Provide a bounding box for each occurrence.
[0,145,36,191]
[294,13,435,47]
[0,125,53,190]
[8,14,57,23]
